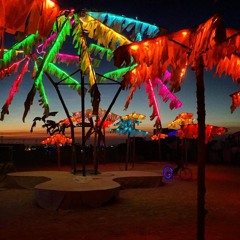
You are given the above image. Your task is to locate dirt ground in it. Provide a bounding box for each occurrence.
[0,161,240,240]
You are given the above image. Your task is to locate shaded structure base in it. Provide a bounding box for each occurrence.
[7,170,164,210]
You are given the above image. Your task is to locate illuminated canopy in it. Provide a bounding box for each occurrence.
[110,112,148,137]
[0,0,60,58]
[230,91,240,113]
[114,14,240,115]
[41,133,72,145]
[177,124,228,143]
[168,112,195,129]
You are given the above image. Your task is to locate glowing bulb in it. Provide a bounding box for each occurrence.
[180,68,186,77]
[130,45,139,51]
[46,0,55,8]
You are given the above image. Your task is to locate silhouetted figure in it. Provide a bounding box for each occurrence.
[173,140,184,175]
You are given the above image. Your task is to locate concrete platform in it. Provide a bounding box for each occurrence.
[7,170,164,210]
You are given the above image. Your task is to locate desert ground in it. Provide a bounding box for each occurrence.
[1,161,240,240]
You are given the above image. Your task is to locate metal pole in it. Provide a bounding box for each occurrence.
[45,72,77,173]
[196,56,206,240]
[95,84,122,174]
[81,71,86,176]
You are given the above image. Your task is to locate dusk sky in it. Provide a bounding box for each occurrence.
[0,0,239,145]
